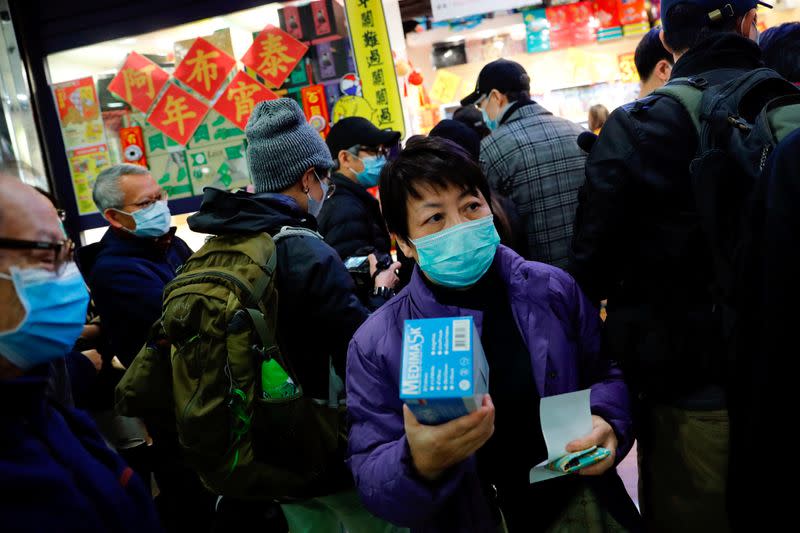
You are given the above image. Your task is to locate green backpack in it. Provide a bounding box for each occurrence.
[116,228,346,501]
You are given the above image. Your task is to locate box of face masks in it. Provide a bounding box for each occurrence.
[400,316,489,425]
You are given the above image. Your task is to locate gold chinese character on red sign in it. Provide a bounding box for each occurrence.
[213,71,278,131]
[174,37,236,100]
[108,52,170,113]
[147,83,209,145]
[240,25,308,88]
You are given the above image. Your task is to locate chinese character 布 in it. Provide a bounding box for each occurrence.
[362,31,378,48]
[122,65,157,101]
[162,95,198,137]
[258,34,295,78]
[227,81,262,123]
[186,49,221,93]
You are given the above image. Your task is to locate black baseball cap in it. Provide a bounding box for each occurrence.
[326,117,401,159]
[460,59,530,107]
[661,0,772,33]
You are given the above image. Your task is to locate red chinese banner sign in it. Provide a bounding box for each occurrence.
[108,52,170,113]
[301,84,330,138]
[213,71,279,131]
[173,37,237,101]
[240,25,308,88]
[147,83,209,146]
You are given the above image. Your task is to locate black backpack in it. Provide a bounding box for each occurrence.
[654,67,800,373]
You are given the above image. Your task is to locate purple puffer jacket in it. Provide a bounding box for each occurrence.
[346,246,632,532]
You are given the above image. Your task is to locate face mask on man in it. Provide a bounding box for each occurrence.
[411,215,501,288]
[353,155,387,188]
[479,93,513,132]
[307,171,330,218]
[0,263,90,370]
[113,200,172,238]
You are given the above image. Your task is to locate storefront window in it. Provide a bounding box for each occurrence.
[0,0,47,188]
[43,0,406,245]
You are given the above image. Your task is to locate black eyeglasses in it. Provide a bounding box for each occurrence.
[0,237,75,272]
[350,145,390,157]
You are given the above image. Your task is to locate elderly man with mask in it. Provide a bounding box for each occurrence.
[0,169,161,531]
[80,163,192,368]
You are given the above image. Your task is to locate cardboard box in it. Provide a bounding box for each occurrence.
[400,316,489,425]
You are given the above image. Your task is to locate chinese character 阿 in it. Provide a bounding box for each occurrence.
[122,65,156,101]
[379,107,392,125]
[186,49,221,93]
[227,81,261,123]
[367,49,382,67]
[361,10,374,27]
[362,31,378,48]
[162,95,197,137]
[372,69,385,86]
[257,34,294,78]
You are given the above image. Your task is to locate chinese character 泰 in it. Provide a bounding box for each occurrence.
[362,31,378,48]
[361,10,374,27]
[257,33,295,78]
[227,81,262,123]
[379,107,392,125]
[122,65,157,101]
[162,95,197,137]
[186,48,221,93]
[367,49,382,67]
[371,69,385,86]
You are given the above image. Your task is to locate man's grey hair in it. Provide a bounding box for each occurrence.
[93,164,150,212]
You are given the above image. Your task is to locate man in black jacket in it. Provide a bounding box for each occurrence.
[188,99,400,533]
[568,1,767,531]
[317,116,399,261]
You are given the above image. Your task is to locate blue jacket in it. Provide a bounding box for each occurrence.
[0,371,162,532]
[79,228,192,367]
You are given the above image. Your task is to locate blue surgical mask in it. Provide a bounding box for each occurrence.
[481,107,498,132]
[116,200,171,238]
[307,172,330,218]
[0,263,90,370]
[354,155,386,188]
[411,215,501,288]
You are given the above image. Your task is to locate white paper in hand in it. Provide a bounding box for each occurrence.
[529,389,593,483]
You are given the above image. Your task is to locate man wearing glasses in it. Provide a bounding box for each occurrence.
[79,163,191,369]
[0,170,162,531]
[318,116,399,264]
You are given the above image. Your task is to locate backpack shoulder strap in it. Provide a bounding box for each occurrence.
[654,78,705,135]
[273,226,323,242]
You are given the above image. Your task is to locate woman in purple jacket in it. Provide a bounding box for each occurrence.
[346,137,639,532]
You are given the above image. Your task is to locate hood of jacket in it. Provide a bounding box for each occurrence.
[187,187,317,236]
[672,33,762,79]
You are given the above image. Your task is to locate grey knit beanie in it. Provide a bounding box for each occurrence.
[245,98,333,193]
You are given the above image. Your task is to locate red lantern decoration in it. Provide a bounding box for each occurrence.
[408,70,423,86]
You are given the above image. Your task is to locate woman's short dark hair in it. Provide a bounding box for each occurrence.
[663,3,739,53]
[760,23,800,83]
[379,136,492,242]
